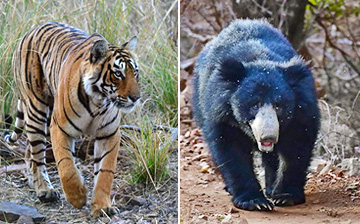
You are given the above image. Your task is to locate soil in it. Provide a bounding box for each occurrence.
[0,137,178,224]
[179,120,360,224]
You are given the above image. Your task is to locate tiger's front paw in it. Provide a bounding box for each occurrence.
[64,182,87,209]
[38,189,60,203]
[91,204,119,217]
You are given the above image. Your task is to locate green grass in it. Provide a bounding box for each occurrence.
[0,0,178,186]
[124,115,174,186]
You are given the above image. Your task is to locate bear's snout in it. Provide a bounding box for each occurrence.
[249,104,279,153]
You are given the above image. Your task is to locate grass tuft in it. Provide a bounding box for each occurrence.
[124,114,174,186]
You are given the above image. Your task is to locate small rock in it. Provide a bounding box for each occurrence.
[191,129,201,137]
[202,174,215,182]
[0,201,45,223]
[192,154,206,161]
[193,143,205,151]
[197,179,208,185]
[130,197,147,206]
[182,107,191,116]
[132,205,140,212]
[147,213,158,218]
[16,215,34,224]
[78,211,88,218]
[199,215,208,220]
[229,207,239,213]
[120,210,132,216]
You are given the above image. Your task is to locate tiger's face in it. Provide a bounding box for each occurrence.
[82,36,140,113]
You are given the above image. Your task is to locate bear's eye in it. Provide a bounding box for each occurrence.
[274,102,283,114]
[249,101,262,115]
[274,103,280,110]
[252,101,262,109]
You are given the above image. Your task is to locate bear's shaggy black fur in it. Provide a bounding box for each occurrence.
[193,19,320,211]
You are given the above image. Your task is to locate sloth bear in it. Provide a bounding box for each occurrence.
[193,19,320,211]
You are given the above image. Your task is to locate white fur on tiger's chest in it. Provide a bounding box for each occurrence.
[58,101,121,139]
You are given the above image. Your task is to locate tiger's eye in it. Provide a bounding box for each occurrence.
[114,72,125,79]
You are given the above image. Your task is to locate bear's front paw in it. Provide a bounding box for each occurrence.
[233,196,274,211]
[38,189,60,203]
[271,193,305,206]
[91,205,119,217]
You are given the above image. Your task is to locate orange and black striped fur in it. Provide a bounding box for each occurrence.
[4,22,140,216]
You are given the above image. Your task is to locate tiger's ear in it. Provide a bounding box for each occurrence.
[90,39,108,64]
[122,36,137,51]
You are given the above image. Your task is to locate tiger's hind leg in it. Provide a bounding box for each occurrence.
[25,100,60,202]
[50,119,87,209]
[4,99,25,144]
[91,129,121,217]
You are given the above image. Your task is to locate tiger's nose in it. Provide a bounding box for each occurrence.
[129,95,140,102]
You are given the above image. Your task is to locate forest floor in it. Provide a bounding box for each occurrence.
[179,82,360,224]
[0,136,178,224]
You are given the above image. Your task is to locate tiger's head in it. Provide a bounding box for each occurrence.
[82,35,140,113]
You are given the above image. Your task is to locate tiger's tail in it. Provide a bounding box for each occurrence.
[4,99,25,143]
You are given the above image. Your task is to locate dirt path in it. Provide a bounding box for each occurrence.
[180,124,360,224]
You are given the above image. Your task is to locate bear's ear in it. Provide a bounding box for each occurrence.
[282,63,310,88]
[218,58,246,83]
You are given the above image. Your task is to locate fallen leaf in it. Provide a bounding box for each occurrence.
[199,162,210,173]
[191,129,202,137]
[318,163,332,176]
[199,215,208,220]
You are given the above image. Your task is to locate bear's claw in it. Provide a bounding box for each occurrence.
[271,193,305,206]
[233,196,274,211]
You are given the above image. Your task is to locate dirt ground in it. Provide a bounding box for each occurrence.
[0,136,178,224]
[179,118,360,224]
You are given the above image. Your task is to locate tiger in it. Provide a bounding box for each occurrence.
[4,22,140,216]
